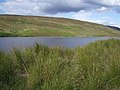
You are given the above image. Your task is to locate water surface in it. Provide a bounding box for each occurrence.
[0,37,119,51]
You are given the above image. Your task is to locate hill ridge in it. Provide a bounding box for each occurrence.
[0,14,120,37]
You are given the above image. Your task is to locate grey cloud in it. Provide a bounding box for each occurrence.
[33,0,120,14]
[0,0,120,14]
[36,0,104,14]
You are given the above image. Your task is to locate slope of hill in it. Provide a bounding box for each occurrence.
[0,15,120,37]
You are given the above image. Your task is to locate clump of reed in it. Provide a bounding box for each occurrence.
[0,39,120,90]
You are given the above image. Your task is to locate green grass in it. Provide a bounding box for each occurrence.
[0,15,120,37]
[0,39,120,90]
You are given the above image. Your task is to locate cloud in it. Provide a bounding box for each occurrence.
[72,11,120,27]
[96,7,110,12]
[0,0,120,15]
[86,0,120,7]
[72,10,93,21]
[72,10,116,26]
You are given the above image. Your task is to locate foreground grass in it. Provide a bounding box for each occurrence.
[0,39,120,90]
[0,15,120,37]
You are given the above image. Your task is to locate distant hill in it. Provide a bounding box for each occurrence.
[107,25,120,31]
[0,14,120,37]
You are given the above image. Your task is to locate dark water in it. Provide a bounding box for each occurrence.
[0,37,119,51]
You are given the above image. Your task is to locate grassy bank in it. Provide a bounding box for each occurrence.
[0,39,120,90]
[0,15,120,37]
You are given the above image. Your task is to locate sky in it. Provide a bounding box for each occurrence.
[0,0,120,27]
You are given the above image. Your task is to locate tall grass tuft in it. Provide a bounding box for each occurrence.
[0,39,120,90]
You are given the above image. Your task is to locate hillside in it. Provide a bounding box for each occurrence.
[0,15,120,37]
